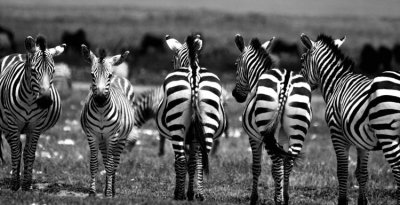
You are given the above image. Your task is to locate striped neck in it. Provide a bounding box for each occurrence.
[317,48,352,101]
[245,51,269,92]
[22,61,35,100]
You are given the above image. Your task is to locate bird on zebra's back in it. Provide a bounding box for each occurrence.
[300,33,400,205]
[125,83,231,156]
[156,34,226,201]
[80,45,136,198]
[232,34,312,205]
[0,35,66,191]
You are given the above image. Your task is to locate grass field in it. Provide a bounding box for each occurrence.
[0,0,400,204]
[0,86,397,205]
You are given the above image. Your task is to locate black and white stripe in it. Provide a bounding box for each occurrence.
[300,33,400,204]
[232,34,312,205]
[156,34,226,200]
[0,35,65,191]
[80,46,135,197]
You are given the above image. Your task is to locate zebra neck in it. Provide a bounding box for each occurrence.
[91,94,112,112]
[21,64,35,100]
[318,51,352,101]
[248,66,266,92]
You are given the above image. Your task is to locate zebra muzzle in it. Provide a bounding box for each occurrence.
[36,94,53,109]
[232,89,247,103]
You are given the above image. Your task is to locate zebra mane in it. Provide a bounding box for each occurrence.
[98,49,107,63]
[317,34,355,71]
[36,35,47,51]
[250,38,262,50]
[186,35,198,68]
[249,38,274,70]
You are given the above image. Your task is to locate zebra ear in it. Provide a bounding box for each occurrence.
[300,33,315,50]
[165,35,183,52]
[49,44,66,56]
[235,34,244,52]
[261,37,275,51]
[334,36,346,48]
[81,44,95,63]
[111,51,130,66]
[25,36,36,53]
[194,38,203,51]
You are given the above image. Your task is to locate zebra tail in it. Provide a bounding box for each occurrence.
[262,94,298,160]
[193,111,209,175]
[0,131,4,164]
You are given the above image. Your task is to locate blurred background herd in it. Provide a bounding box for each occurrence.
[1,0,400,94]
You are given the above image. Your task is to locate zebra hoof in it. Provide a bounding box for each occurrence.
[187,190,194,201]
[173,195,186,200]
[195,193,205,201]
[21,184,33,191]
[10,180,20,191]
[88,191,96,197]
[250,193,258,205]
[358,196,368,205]
[338,197,348,205]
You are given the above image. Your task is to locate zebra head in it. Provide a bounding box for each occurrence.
[25,35,66,108]
[81,45,129,106]
[165,34,202,69]
[300,33,346,91]
[232,34,274,103]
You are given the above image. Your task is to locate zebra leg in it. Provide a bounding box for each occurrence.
[249,138,262,205]
[270,154,284,205]
[376,133,400,203]
[158,135,166,156]
[173,136,187,200]
[104,145,115,198]
[21,132,41,191]
[283,157,294,205]
[333,141,350,205]
[5,132,22,191]
[195,145,205,201]
[355,148,369,205]
[186,143,197,200]
[88,136,99,196]
[111,139,125,197]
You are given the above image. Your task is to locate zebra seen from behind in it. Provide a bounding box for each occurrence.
[0,35,65,191]
[300,33,400,205]
[80,45,136,197]
[232,34,312,205]
[156,34,226,200]
[125,85,230,156]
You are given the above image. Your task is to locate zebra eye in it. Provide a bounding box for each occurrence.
[91,72,95,78]
[108,73,112,78]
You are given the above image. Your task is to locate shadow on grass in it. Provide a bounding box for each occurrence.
[0,178,91,196]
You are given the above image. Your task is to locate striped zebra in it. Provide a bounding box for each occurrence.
[125,85,230,156]
[300,33,400,205]
[80,45,135,197]
[0,35,65,191]
[156,34,226,200]
[232,34,312,205]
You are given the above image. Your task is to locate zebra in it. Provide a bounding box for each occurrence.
[300,33,400,205]
[80,45,135,197]
[232,34,312,205]
[125,84,230,156]
[156,34,226,200]
[0,35,65,191]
